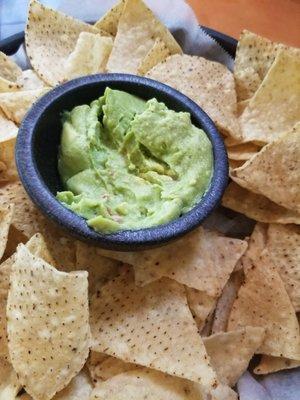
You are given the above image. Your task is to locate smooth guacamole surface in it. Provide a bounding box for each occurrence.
[56,88,213,233]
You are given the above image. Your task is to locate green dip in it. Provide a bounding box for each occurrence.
[56,88,213,233]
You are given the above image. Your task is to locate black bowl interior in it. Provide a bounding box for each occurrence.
[16,74,228,250]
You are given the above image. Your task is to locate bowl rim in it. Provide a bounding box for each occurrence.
[16,73,228,250]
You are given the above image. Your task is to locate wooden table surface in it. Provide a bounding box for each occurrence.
[188,0,300,48]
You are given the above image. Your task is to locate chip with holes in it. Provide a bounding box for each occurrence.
[6,245,90,400]
[90,271,219,391]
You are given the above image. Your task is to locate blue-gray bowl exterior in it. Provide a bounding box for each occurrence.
[16,74,228,250]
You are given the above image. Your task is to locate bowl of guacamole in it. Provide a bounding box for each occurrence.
[16,74,228,250]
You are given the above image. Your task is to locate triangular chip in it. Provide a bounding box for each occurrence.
[87,352,109,384]
[106,0,181,74]
[88,354,137,384]
[90,368,237,400]
[7,245,90,400]
[228,250,300,359]
[229,159,244,170]
[75,241,121,295]
[89,368,204,400]
[0,204,14,261]
[222,182,300,224]
[25,0,107,86]
[137,38,171,75]
[266,224,300,311]
[227,142,259,161]
[17,69,47,90]
[0,88,49,124]
[16,370,93,400]
[64,33,113,80]
[238,223,267,273]
[186,287,216,331]
[254,355,300,375]
[231,123,300,212]
[90,271,218,390]
[204,327,265,386]
[146,54,241,140]
[98,227,247,297]
[0,181,77,269]
[211,271,244,334]
[94,0,125,36]
[234,30,297,101]
[0,358,22,399]
[0,111,18,183]
[237,99,250,117]
[52,370,93,400]
[0,262,11,358]
[0,51,22,93]
[240,51,300,143]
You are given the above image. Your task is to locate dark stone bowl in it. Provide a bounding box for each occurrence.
[16,74,228,251]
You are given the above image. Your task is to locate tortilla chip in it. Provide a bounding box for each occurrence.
[211,271,244,334]
[146,54,241,140]
[0,88,49,124]
[7,244,90,400]
[25,0,107,86]
[231,123,300,212]
[0,204,14,261]
[238,223,267,274]
[64,33,113,80]
[17,69,47,90]
[237,99,250,117]
[0,112,18,183]
[0,51,22,93]
[106,0,181,74]
[90,271,218,389]
[222,182,300,224]
[0,261,11,358]
[0,181,76,269]
[200,309,215,338]
[88,354,137,384]
[185,287,216,331]
[1,224,27,264]
[52,370,93,400]
[0,233,59,359]
[266,224,300,311]
[204,327,265,386]
[94,0,125,36]
[227,142,259,161]
[137,38,171,75]
[254,355,300,375]
[229,159,244,170]
[0,358,22,399]
[234,30,297,101]
[228,250,300,359]
[240,51,300,144]
[16,370,93,400]
[245,223,267,261]
[99,227,247,297]
[89,368,205,400]
[75,241,122,295]
[87,352,109,384]
[89,354,237,399]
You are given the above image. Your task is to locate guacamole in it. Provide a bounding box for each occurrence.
[56,88,213,233]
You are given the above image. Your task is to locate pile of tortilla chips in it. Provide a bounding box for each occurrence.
[0,0,299,399]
